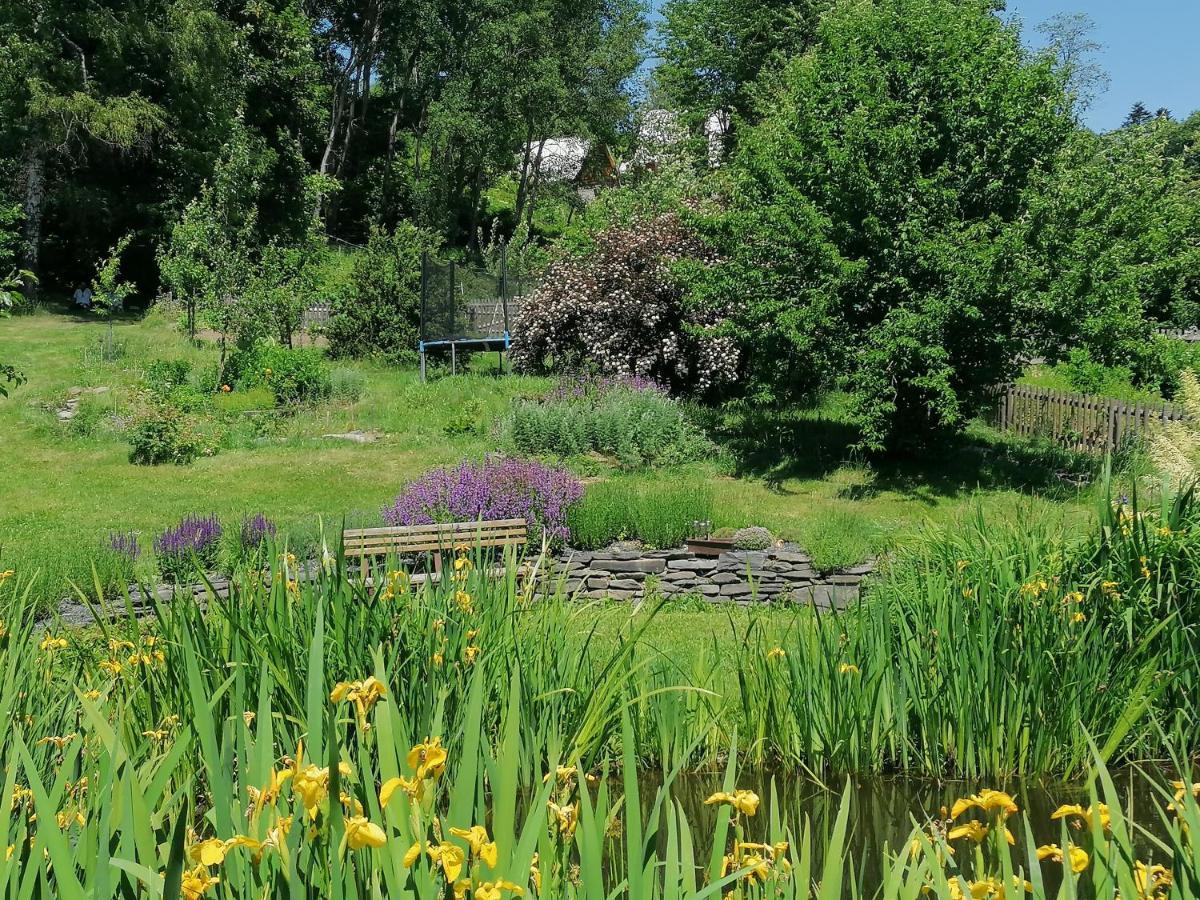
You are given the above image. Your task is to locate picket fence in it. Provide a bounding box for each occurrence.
[992,384,1187,455]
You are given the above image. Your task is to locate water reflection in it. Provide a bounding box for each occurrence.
[638,765,1177,890]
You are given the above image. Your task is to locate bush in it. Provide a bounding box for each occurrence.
[383,456,583,546]
[731,526,774,550]
[224,342,332,406]
[510,212,738,394]
[143,359,193,394]
[128,406,203,465]
[567,479,714,550]
[154,514,223,582]
[325,222,435,362]
[508,377,710,467]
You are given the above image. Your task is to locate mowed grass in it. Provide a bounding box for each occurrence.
[0,306,1100,608]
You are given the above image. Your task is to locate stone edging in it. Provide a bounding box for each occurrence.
[543,546,875,608]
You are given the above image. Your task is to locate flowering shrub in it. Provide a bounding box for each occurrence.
[510,212,738,394]
[240,513,278,551]
[155,514,223,582]
[383,457,583,545]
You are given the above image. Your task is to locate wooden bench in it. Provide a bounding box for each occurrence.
[343,518,528,584]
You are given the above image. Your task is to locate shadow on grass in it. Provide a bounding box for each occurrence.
[704,401,1097,504]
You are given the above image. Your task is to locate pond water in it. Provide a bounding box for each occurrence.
[634,764,1181,890]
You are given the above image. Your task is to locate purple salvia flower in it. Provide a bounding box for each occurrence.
[108,531,141,562]
[240,513,278,550]
[383,456,583,544]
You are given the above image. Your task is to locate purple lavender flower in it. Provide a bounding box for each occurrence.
[546,374,667,403]
[155,514,223,580]
[383,456,584,544]
[240,513,278,550]
[108,531,141,562]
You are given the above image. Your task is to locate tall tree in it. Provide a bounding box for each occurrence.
[655,0,831,128]
[0,0,166,297]
[687,0,1074,451]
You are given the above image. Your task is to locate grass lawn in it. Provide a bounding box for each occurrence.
[1,305,1102,609]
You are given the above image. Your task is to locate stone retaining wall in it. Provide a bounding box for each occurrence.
[545,546,874,608]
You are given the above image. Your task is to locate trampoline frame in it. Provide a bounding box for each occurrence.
[418,251,522,381]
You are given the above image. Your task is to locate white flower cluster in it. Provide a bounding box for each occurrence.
[510,213,739,392]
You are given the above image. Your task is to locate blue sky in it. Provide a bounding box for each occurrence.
[644,1,1200,132]
[1004,0,1200,130]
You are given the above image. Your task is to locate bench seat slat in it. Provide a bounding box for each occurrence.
[343,518,529,560]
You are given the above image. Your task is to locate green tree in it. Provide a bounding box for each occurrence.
[325,222,436,362]
[687,0,1073,451]
[656,0,831,125]
[1019,123,1200,385]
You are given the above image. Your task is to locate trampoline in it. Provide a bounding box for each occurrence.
[418,251,532,380]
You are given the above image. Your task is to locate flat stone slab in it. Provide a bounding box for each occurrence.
[592,558,666,574]
[322,430,382,443]
[667,559,718,572]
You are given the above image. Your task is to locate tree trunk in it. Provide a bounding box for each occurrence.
[513,115,537,225]
[20,140,46,300]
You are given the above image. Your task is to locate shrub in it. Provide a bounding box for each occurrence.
[383,456,583,545]
[225,342,332,406]
[509,378,709,467]
[128,406,203,465]
[443,398,485,437]
[259,346,331,405]
[325,222,435,362]
[731,526,774,550]
[155,514,223,582]
[510,212,738,394]
[567,479,714,549]
[143,359,193,394]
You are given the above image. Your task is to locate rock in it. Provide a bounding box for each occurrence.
[322,430,382,444]
[829,574,861,586]
[773,551,812,564]
[842,560,877,576]
[608,578,642,591]
[728,551,768,568]
[696,584,720,596]
[667,558,718,572]
[561,551,594,566]
[711,572,742,585]
[592,558,666,575]
[720,582,754,597]
[605,589,637,601]
[586,575,611,589]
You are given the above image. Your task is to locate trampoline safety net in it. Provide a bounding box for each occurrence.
[420,252,533,347]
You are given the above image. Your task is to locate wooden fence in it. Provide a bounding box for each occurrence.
[992,384,1187,455]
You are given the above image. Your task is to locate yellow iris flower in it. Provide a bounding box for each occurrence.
[343,816,387,850]
[704,789,760,817]
[1036,843,1089,873]
[548,800,580,836]
[450,825,499,868]
[407,737,448,780]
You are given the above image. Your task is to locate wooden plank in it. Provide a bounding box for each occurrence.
[344,518,528,538]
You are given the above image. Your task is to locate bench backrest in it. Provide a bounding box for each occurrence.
[343,518,528,561]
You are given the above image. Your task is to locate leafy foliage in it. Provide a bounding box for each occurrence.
[128,405,203,466]
[511,212,738,394]
[687,0,1074,450]
[325,223,434,363]
[566,478,714,549]
[509,380,711,467]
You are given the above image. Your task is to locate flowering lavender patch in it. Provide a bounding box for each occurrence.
[155,514,223,581]
[383,456,583,545]
[546,374,667,403]
[108,531,141,562]
[240,513,278,550]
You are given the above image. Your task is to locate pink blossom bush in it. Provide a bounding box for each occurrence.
[510,212,738,393]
